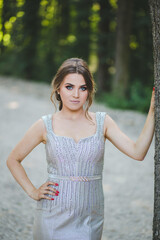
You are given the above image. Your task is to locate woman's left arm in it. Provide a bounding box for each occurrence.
[133,89,155,160]
[105,89,155,161]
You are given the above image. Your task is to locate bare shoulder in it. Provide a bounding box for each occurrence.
[37,118,47,144]
[103,113,114,137]
[7,118,47,163]
[104,113,114,125]
[22,118,47,144]
[27,118,47,144]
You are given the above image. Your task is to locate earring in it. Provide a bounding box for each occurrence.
[57,91,61,101]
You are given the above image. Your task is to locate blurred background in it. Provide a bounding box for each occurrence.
[0,0,153,112]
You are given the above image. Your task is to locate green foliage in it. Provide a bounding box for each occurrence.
[95,80,152,113]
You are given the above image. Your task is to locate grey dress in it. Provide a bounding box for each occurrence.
[33,111,107,240]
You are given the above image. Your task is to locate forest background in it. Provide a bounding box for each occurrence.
[0,0,154,113]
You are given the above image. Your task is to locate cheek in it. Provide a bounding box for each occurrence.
[82,91,89,100]
[60,88,71,98]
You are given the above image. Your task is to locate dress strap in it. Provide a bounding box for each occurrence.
[42,112,106,136]
[96,112,107,138]
[41,114,52,133]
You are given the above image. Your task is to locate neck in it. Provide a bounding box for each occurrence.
[58,108,85,120]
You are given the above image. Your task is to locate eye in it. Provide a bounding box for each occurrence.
[66,86,73,90]
[81,86,87,91]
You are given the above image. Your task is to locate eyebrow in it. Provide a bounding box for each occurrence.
[65,83,87,87]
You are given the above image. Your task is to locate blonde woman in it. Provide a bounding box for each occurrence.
[6,58,155,240]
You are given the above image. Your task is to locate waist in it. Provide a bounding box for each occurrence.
[48,173,102,182]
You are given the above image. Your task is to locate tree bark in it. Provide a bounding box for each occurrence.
[149,0,160,239]
[112,0,133,98]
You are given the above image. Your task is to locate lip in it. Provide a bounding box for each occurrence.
[70,100,80,103]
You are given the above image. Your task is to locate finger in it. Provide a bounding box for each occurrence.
[46,187,59,193]
[45,181,59,187]
[43,190,56,196]
[41,194,55,200]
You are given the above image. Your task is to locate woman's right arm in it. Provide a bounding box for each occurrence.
[6,119,57,201]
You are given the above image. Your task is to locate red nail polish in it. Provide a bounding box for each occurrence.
[56,190,59,193]
[55,183,59,186]
[55,193,59,196]
[153,87,155,91]
[51,198,54,200]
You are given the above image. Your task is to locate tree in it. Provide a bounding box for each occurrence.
[20,0,41,79]
[54,0,70,62]
[130,0,153,88]
[97,0,111,93]
[149,0,160,239]
[70,0,92,62]
[112,0,133,98]
[42,0,70,81]
[0,0,16,54]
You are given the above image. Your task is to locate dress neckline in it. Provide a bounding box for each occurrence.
[50,112,98,144]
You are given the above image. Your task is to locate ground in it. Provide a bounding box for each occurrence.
[0,76,154,240]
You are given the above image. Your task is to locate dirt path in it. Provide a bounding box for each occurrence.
[0,76,154,240]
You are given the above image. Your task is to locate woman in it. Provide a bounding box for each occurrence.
[6,58,155,240]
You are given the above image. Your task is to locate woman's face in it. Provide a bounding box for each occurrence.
[58,73,89,110]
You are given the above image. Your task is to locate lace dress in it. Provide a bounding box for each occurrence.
[33,111,107,240]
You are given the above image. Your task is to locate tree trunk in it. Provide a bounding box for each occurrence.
[21,0,41,79]
[71,0,92,62]
[112,0,133,98]
[97,0,111,93]
[149,1,160,239]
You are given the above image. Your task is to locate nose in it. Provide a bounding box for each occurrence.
[73,88,79,98]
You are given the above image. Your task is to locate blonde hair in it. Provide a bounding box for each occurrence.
[50,58,97,122]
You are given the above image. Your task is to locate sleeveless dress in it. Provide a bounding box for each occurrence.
[33,111,107,240]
